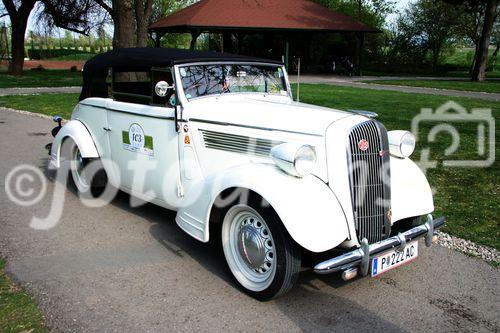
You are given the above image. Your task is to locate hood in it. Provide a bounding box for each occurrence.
[186,95,355,136]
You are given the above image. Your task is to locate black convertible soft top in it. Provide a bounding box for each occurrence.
[79,47,282,101]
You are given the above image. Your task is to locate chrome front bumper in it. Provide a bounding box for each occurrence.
[314,214,445,276]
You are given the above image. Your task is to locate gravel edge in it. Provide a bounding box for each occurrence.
[436,230,499,266]
[0,106,56,121]
[0,106,68,124]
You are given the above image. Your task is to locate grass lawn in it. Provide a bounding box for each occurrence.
[0,258,47,333]
[362,70,500,79]
[0,86,498,252]
[0,93,79,118]
[364,79,500,94]
[0,70,82,88]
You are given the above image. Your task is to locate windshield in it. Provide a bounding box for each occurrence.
[179,64,288,100]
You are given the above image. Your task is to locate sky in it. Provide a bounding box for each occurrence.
[388,0,413,24]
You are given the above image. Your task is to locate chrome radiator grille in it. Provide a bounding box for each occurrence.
[347,120,391,244]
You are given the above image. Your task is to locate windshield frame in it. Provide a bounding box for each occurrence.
[173,61,292,104]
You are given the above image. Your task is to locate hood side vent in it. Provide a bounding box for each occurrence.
[200,129,282,157]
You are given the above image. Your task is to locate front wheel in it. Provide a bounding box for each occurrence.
[221,204,301,301]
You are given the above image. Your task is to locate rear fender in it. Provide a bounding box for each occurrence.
[50,120,99,168]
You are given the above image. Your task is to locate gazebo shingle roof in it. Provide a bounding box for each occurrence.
[149,0,377,33]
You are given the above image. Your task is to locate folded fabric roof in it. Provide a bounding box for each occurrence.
[80,47,282,101]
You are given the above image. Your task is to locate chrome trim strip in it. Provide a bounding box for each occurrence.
[79,102,176,121]
[105,107,175,120]
[192,118,323,137]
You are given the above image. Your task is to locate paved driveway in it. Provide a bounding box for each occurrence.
[289,75,500,102]
[0,109,498,333]
[0,86,81,96]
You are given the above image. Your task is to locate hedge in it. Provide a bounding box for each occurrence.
[28,48,94,60]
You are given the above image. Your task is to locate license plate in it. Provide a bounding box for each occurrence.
[371,241,418,277]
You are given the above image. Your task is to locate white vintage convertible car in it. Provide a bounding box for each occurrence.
[49,48,445,301]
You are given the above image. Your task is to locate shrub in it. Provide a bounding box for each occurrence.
[28,48,94,60]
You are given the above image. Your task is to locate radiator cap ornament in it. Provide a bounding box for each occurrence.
[358,139,369,152]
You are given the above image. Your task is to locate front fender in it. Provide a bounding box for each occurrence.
[391,156,434,223]
[176,163,349,253]
[50,120,100,168]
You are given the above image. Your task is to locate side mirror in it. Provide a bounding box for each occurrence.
[51,115,63,138]
[154,80,174,97]
[52,115,62,126]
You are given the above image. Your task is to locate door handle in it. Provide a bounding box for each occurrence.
[103,127,112,132]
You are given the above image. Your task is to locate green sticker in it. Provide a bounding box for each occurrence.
[122,123,154,156]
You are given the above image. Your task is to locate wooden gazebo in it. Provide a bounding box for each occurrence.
[149,0,378,74]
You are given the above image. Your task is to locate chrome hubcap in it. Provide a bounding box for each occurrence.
[238,219,274,273]
[222,205,277,291]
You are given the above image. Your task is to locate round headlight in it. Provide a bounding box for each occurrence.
[271,143,317,177]
[294,145,317,177]
[388,130,416,158]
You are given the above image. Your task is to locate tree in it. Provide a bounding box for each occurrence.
[491,19,499,68]
[454,3,484,73]
[149,0,194,48]
[394,0,462,71]
[1,0,96,75]
[2,0,37,75]
[472,0,499,80]
[315,0,395,29]
[135,0,154,47]
[93,0,154,48]
[443,0,499,81]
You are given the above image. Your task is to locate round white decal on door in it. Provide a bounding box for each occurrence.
[129,123,145,150]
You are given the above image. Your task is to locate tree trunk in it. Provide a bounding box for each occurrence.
[431,46,440,73]
[471,0,498,81]
[134,0,154,48]
[8,19,28,76]
[491,45,499,68]
[2,0,37,76]
[469,42,479,75]
[112,0,136,48]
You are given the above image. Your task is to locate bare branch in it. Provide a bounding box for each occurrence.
[93,0,114,17]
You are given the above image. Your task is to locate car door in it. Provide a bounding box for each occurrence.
[105,69,181,209]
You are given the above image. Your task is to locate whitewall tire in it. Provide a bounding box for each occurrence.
[221,203,301,301]
[65,139,107,196]
[70,143,92,194]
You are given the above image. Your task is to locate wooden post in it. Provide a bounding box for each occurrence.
[284,36,290,72]
[222,32,232,53]
[154,32,162,48]
[190,30,200,50]
[356,32,365,76]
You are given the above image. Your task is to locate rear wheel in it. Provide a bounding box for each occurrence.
[66,140,107,196]
[70,144,91,193]
[221,203,301,301]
